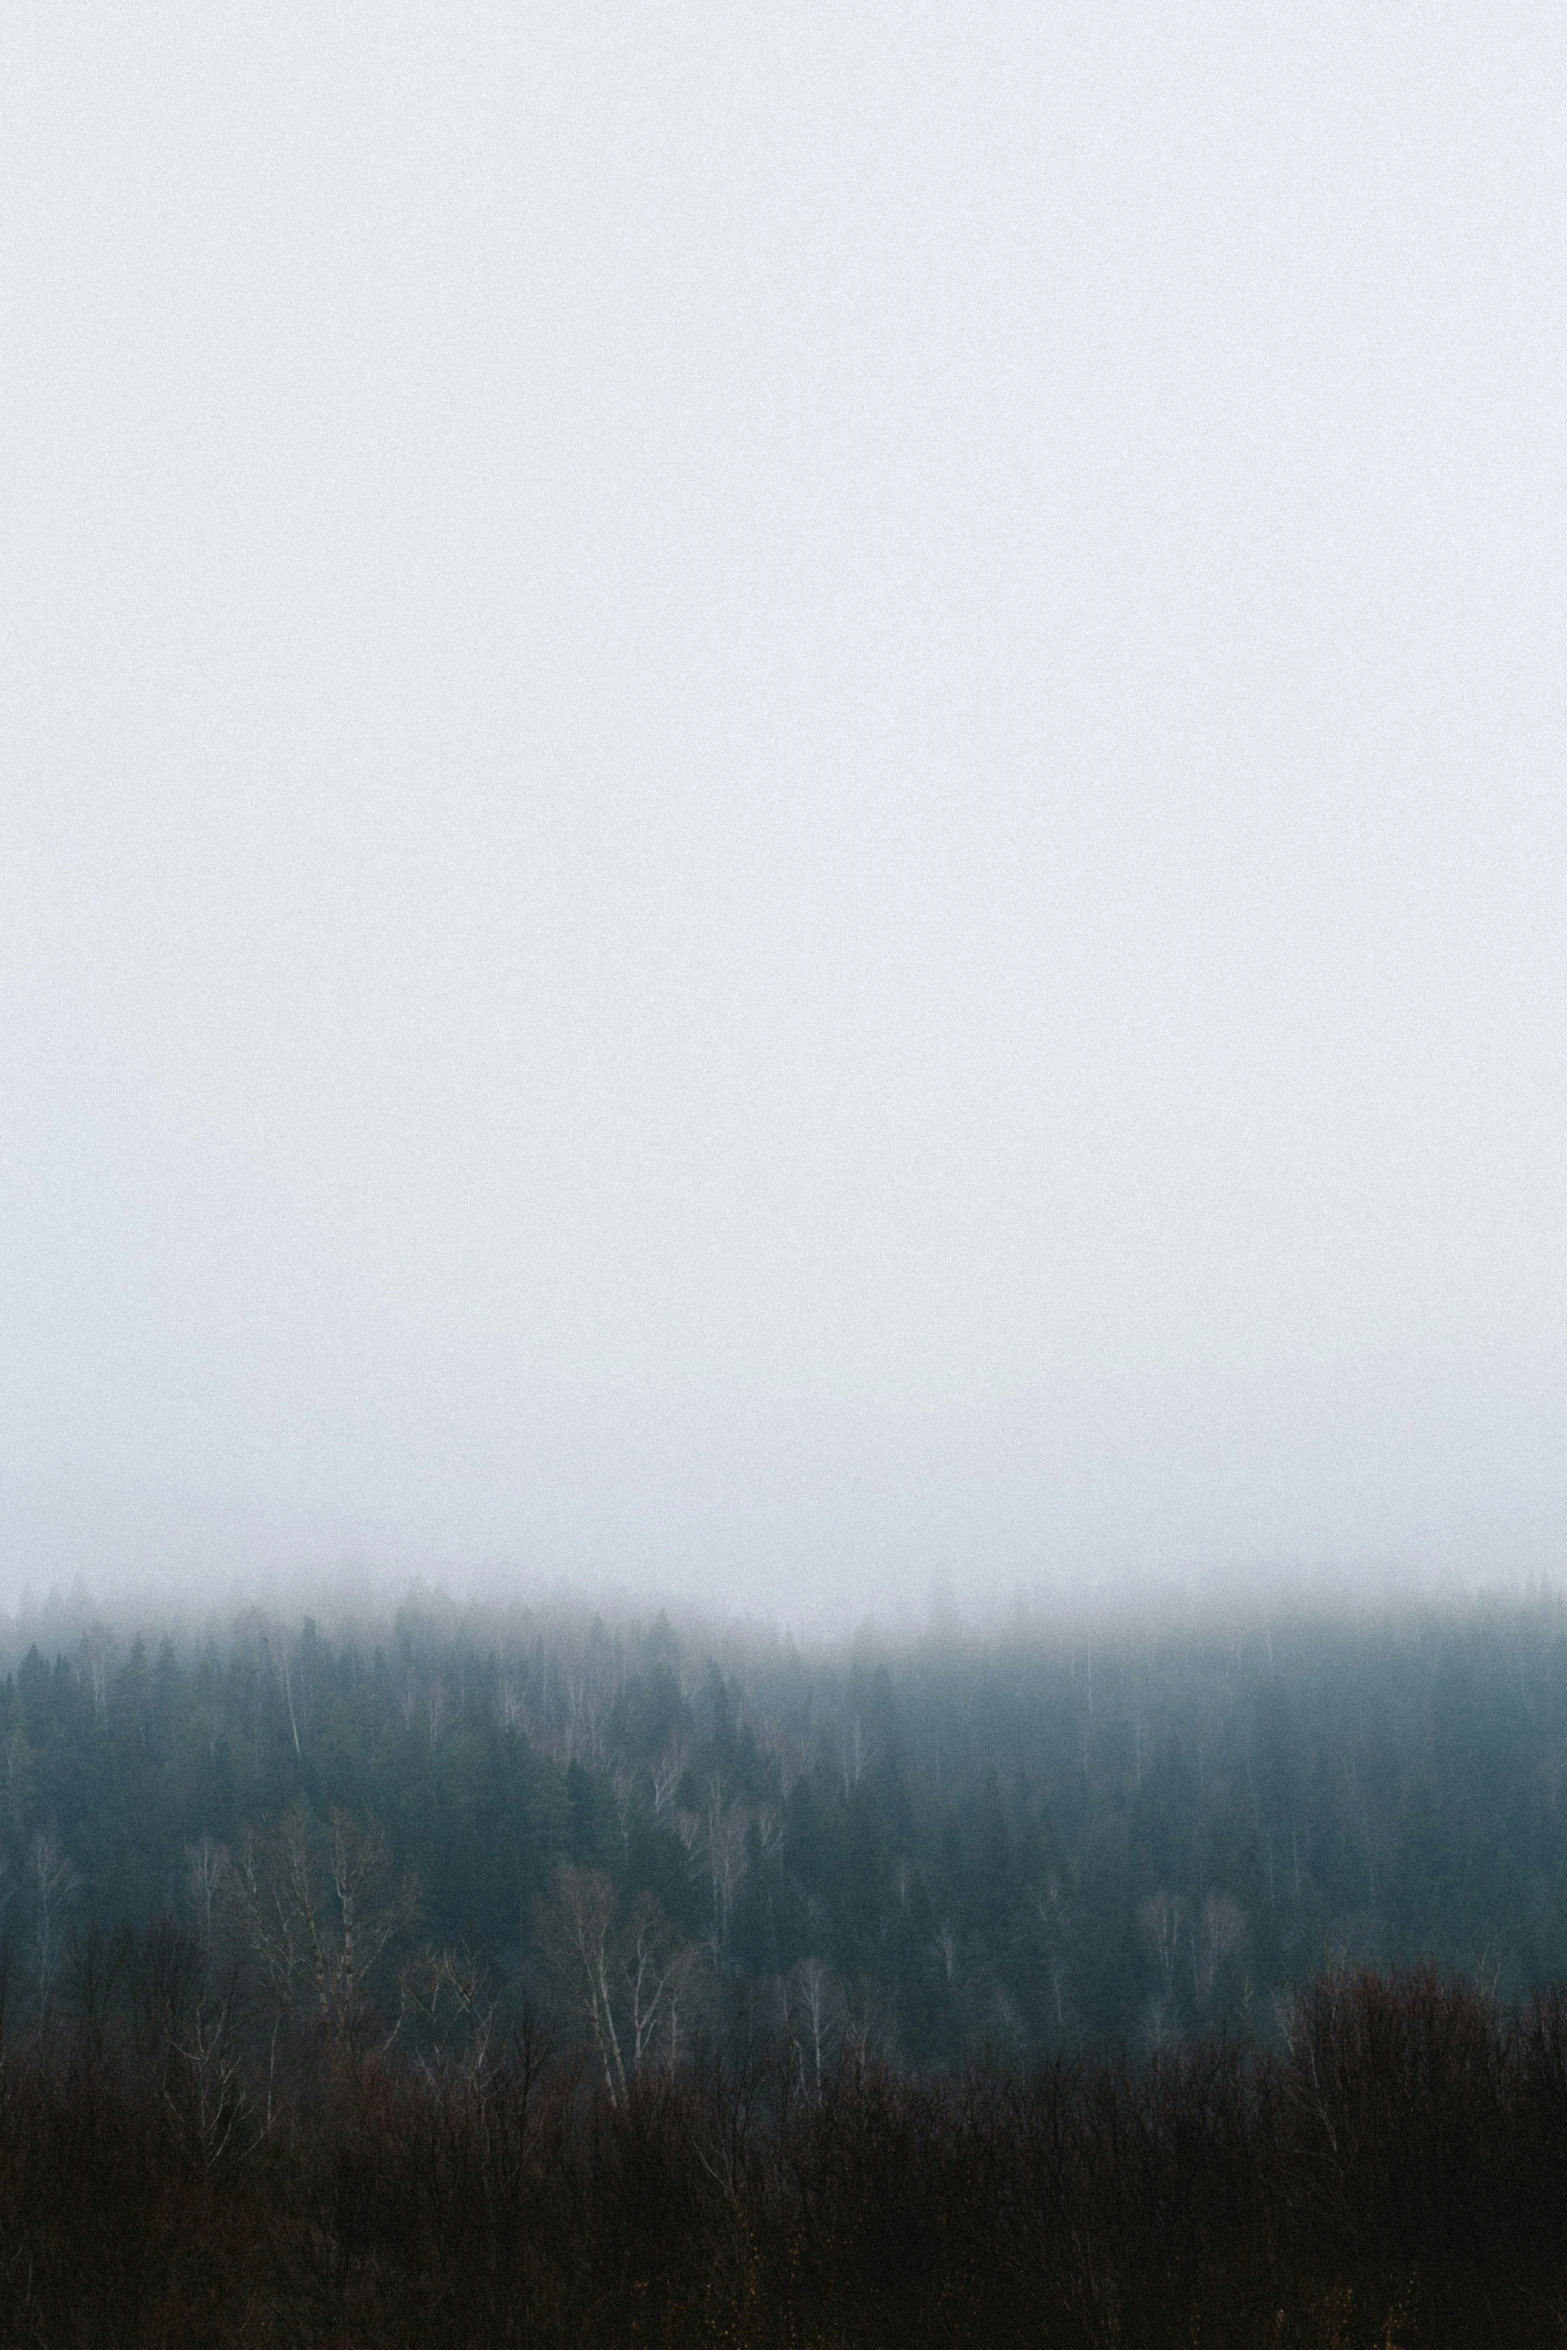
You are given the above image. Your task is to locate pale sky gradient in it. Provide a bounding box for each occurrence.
[3,5,1565,1611]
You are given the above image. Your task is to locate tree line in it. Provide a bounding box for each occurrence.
[2,1583,1566,2062]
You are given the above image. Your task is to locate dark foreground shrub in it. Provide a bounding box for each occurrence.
[0,1956,1562,2346]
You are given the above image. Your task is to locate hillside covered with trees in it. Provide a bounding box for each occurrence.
[0,1585,1562,2341]
[0,1583,1563,2064]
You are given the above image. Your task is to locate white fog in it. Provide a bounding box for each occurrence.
[3,6,1565,1618]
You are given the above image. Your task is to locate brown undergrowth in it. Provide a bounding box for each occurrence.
[0,1952,1561,2346]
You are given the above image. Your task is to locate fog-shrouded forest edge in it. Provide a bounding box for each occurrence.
[2,1577,1564,2060]
[7,1580,1567,2342]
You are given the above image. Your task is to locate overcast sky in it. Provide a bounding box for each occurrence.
[3,5,1565,1615]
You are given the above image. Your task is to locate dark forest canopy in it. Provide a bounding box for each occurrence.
[0,1578,1563,2062]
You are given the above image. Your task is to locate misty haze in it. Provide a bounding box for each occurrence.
[2,5,1565,2343]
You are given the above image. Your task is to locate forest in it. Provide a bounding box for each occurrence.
[0,1581,1562,2060]
[0,1582,1564,2343]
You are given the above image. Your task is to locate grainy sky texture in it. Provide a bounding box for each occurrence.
[3,6,1565,1612]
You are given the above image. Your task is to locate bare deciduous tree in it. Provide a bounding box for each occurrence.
[760,1730,810,1798]
[840,1971,893,2072]
[1194,1893,1247,2001]
[931,1923,959,1986]
[30,1831,82,2008]
[1139,1890,1187,2007]
[685,1781,749,1964]
[537,1864,627,2099]
[649,1733,689,1816]
[185,1834,228,1948]
[1143,1995,1178,2055]
[610,1767,638,1862]
[840,1718,870,1798]
[534,1865,698,2103]
[623,1889,697,2078]
[399,1939,504,2085]
[787,1955,837,2097]
[160,1947,255,2171]
[82,1623,114,1719]
[169,1983,253,2169]
[224,1803,419,2093]
[1036,1877,1074,2037]
[271,1630,303,1758]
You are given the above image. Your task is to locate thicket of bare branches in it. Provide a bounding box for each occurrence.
[532,1863,698,2099]
[0,1950,1562,2345]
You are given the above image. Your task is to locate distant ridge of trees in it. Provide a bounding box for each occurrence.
[2,1582,1567,2061]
